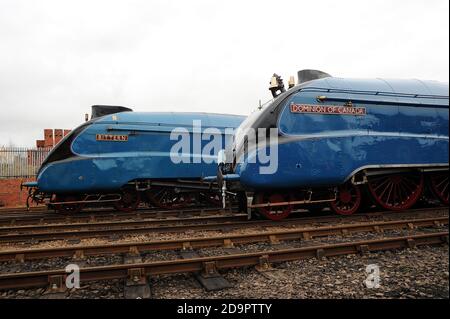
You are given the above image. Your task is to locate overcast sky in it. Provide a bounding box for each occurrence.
[0,0,448,146]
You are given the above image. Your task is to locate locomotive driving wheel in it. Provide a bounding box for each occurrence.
[429,172,449,205]
[254,193,293,221]
[367,172,424,211]
[54,195,84,214]
[330,183,362,215]
[114,189,141,212]
[146,187,190,209]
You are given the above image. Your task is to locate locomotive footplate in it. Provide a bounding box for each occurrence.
[248,188,337,209]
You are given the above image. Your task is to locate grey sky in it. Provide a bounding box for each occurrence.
[0,0,448,147]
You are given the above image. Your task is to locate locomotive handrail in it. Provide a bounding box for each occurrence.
[106,124,236,134]
[313,95,449,108]
[300,86,449,100]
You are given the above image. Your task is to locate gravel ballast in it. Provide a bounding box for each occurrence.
[0,245,448,299]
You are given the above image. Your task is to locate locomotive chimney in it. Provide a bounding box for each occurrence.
[297,69,332,84]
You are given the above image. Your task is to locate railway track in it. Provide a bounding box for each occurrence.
[0,206,47,214]
[0,206,230,226]
[0,207,447,244]
[0,213,246,236]
[0,231,447,291]
[0,215,447,262]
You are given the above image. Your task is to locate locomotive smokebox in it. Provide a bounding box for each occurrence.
[91,105,133,119]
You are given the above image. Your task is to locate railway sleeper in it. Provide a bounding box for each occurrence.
[255,255,273,272]
[41,275,67,299]
[72,250,87,267]
[223,239,234,249]
[0,232,447,294]
[316,248,326,260]
[123,246,143,264]
[15,254,25,263]
[358,244,370,256]
[179,251,232,291]
[124,268,151,299]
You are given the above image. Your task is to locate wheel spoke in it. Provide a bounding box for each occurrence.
[378,181,392,201]
[401,180,415,193]
[384,182,394,204]
[430,172,449,205]
[436,177,448,189]
[372,178,391,192]
[368,173,423,211]
[331,183,361,215]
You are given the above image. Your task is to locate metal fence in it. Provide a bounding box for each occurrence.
[0,147,52,178]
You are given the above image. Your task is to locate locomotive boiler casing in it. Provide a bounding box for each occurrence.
[233,77,449,191]
[36,112,245,193]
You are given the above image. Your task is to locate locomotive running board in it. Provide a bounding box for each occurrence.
[49,194,122,205]
[249,197,336,209]
[131,180,219,191]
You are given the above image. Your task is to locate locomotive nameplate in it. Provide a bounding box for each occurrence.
[290,103,366,116]
[96,134,129,142]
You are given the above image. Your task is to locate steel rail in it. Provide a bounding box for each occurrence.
[0,206,47,214]
[0,207,446,232]
[0,204,225,215]
[0,205,446,228]
[0,206,232,226]
[0,207,447,243]
[0,232,447,290]
[0,213,247,234]
[0,216,447,262]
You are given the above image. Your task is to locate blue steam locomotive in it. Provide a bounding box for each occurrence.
[24,106,245,213]
[214,70,449,220]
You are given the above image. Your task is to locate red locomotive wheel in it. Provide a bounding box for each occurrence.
[330,183,362,215]
[429,172,449,205]
[54,196,84,214]
[146,187,189,209]
[367,172,424,211]
[255,193,292,221]
[114,189,141,212]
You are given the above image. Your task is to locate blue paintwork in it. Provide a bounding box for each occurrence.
[37,112,245,193]
[22,181,38,188]
[233,78,449,190]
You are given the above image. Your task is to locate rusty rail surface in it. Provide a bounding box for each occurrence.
[0,206,233,226]
[0,207,447,243]
[0,232,447,290]
[0,216,447,262]
[0,219,246,243]
[0,206,47,214]
[0,212,246,234]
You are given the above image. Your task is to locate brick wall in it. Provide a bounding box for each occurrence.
[44,129,54,148]
[54,129,63,145]
[0,178,33,208]
[36,129,71,149]
[0,129,72,208]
